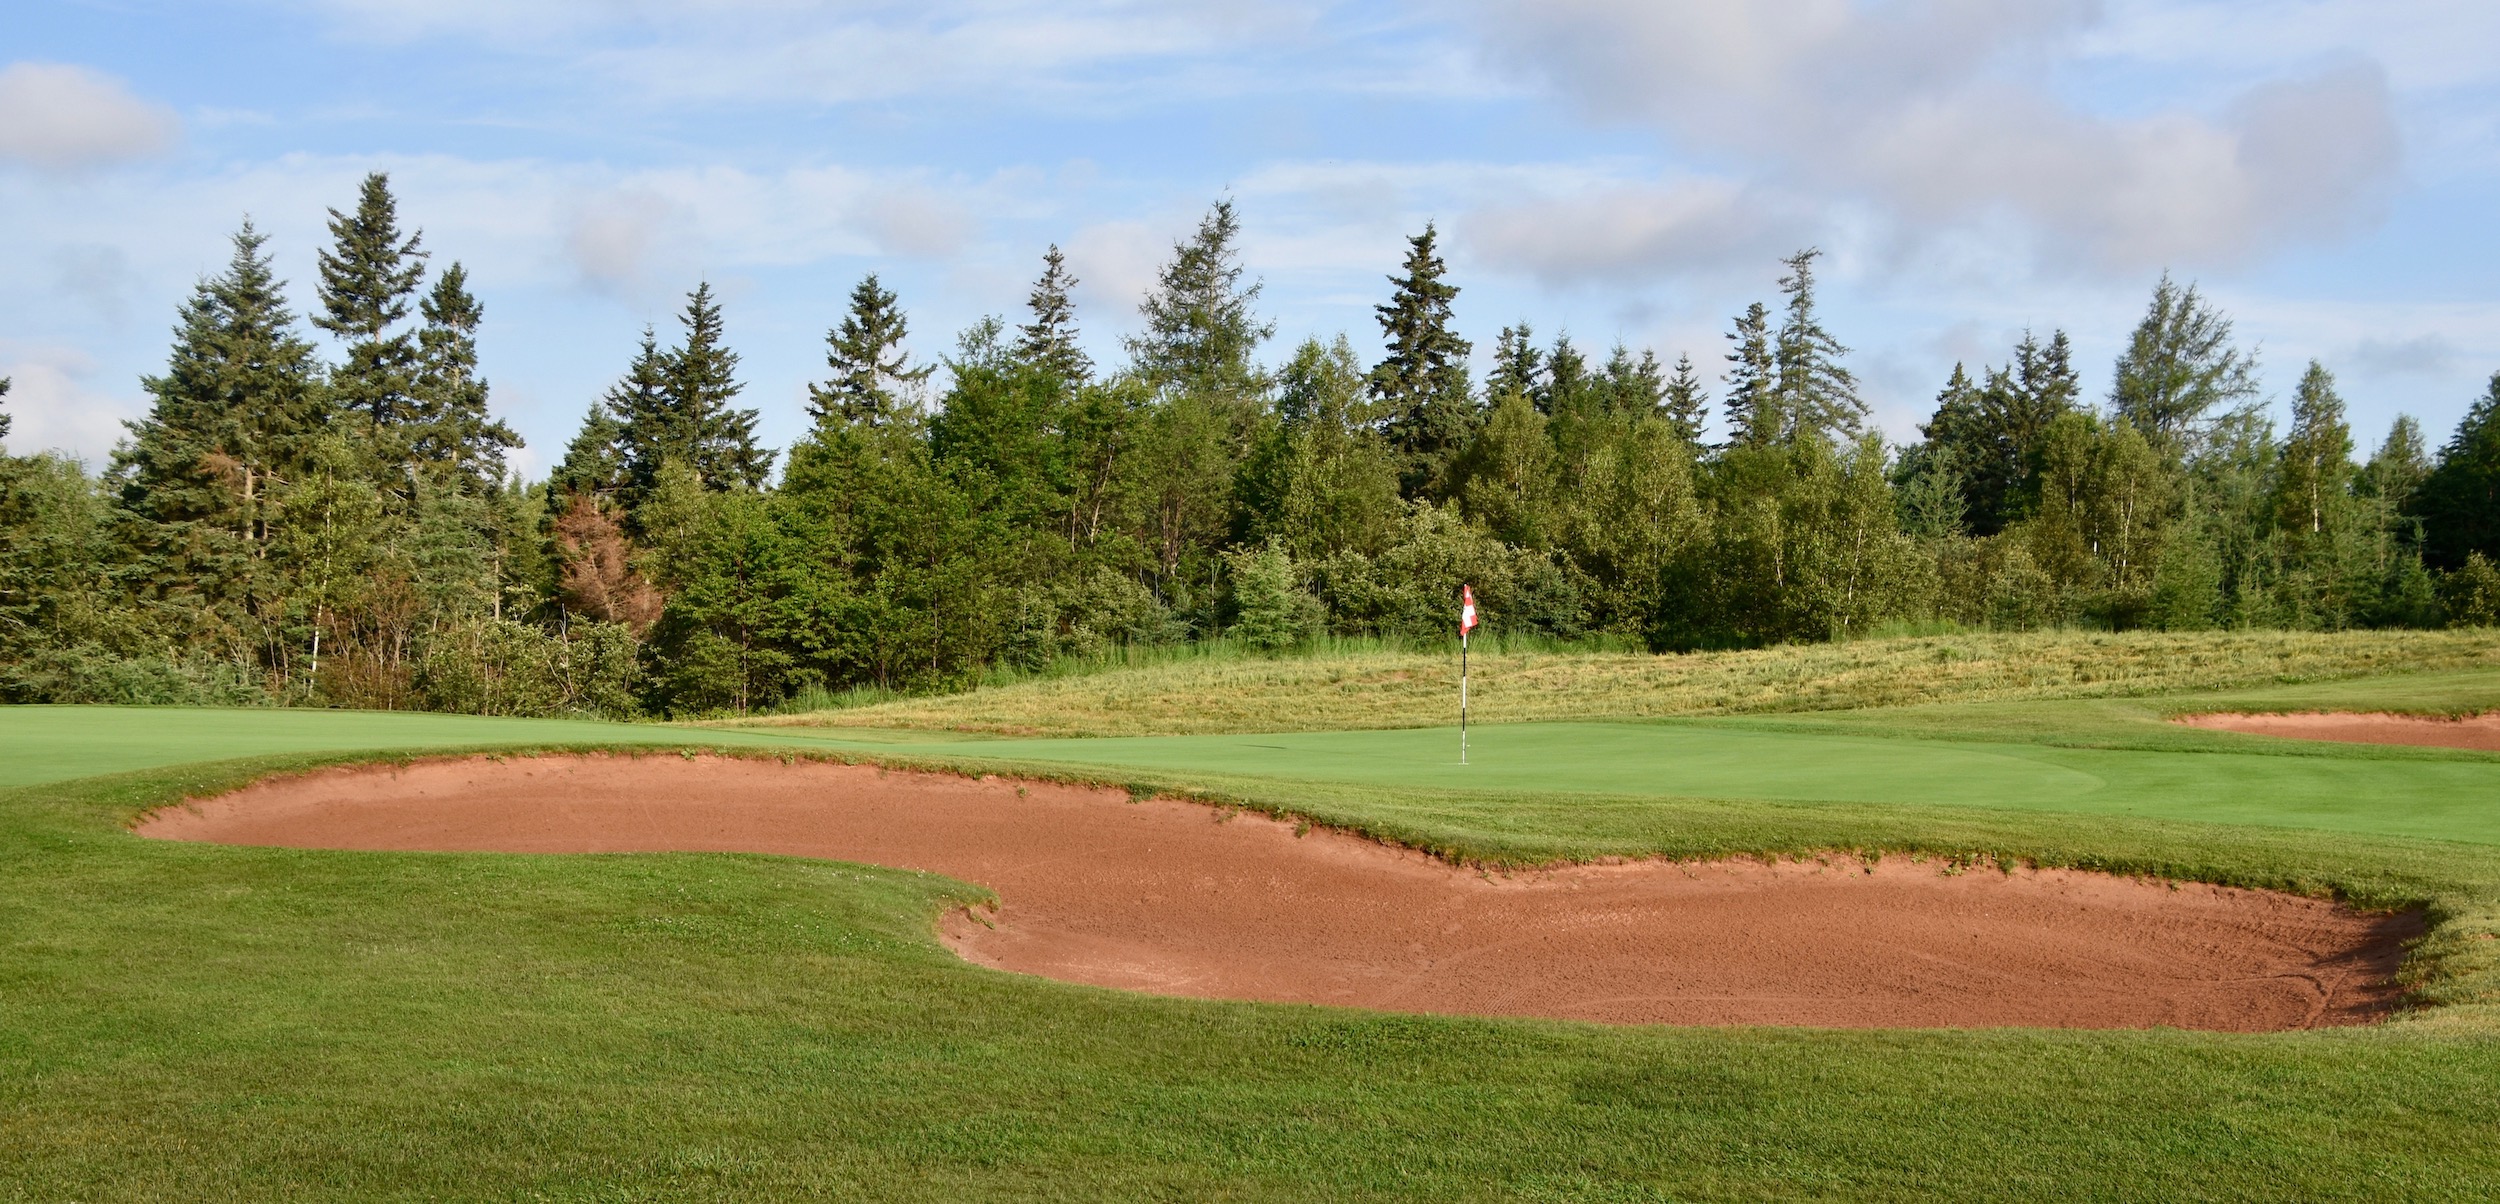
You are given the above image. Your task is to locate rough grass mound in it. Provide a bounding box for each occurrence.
[735,629,2500,738]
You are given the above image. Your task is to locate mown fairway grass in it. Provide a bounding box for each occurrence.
[7,641,2500,1200]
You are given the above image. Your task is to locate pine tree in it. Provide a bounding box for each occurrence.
[2414,372,2500,570]
[808,273,932,428]
[0,376,11,442]
[315,172,428,431]
[410,262,518,493]
[113,221,327,608]
[1660,353,1709,447]
[2110,273,2258,452]
[1486,323,1541,401]
[2274,361,2354,539]
[668,282,773,489]
[1772,248,1862,441]
[1371,222,1476,499]
[1722,302,1778,448]
[1126,199,1272,399]
[1013,245,1091,384]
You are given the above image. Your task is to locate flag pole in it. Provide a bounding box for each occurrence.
[1458,584,1472,766]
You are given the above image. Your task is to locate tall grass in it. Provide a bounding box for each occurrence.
[765,630,1646,715]
[729,628,2500,737]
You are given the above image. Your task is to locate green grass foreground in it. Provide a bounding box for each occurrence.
[7,648,2500,1200]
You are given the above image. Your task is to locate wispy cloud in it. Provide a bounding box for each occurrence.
[1459,0,2405,277]
[0,63,181,171]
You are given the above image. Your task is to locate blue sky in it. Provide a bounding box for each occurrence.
[4,0,2497,477]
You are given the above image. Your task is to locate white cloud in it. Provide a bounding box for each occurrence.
[1461,0,2406,277]
[0,344,142,461]
[1462,178,1808,287]
[0,62,181,171]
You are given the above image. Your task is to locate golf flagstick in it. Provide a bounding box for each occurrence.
[1459,584,1477,765]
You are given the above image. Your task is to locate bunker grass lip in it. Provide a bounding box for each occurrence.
[141,753,2418,1032]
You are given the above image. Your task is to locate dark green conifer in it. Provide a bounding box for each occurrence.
[1722,302,1778,448]
[1601,344,1666,417]
[1012,245,1091,384]
[667,283,772,489]
[1534,334,1591,419]
[315,172,427,430]
[410,263,519,492]
[1371,222,1475,498]
[1127,199,1272,399]
[1771,248,1861,441]
[2414,372,2500,569]
[809,274,932,428]
[113,221,327,602]
[550,402,626,504]
[606,327,679,509]
[1660,353,1709,447]
[1486,323,1541,401]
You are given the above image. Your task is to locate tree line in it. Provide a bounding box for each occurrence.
[3,174,2496,715]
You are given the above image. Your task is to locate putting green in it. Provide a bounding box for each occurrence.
[974,721,2500,846]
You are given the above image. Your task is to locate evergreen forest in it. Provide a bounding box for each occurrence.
[4,174,2498,717]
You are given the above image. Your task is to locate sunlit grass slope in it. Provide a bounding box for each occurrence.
[731,629,2500,738]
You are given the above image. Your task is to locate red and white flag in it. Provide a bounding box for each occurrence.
[1459,584,1478,637]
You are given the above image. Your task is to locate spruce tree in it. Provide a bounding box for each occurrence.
[667,283,773,489]
[1601,345,1666,417]
[1126,199,1272,399]
[1012,245,1091,384]
[2274,361,2354,539]
[1771,248,1862,441]
[1486,323,1541,401]
[410,262,519,492]
[1722,302,1779,447]
[2414,372,2500,570]
[314,172,427,431]
[2110,273,2258,453]
[809,273,932,428]
[606,327,680,509]
[1660,353,1709,447]
[114,221,327,603]
[1535,334,1592,419]
[1371,222,1476,498]
[2359,415,2431,515]
[549,401,626,503]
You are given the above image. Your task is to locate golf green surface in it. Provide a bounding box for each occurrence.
[975,720,2500,846]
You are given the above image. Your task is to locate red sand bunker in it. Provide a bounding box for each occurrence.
[138,755,2418,1031]
[2179,710,2500,752]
